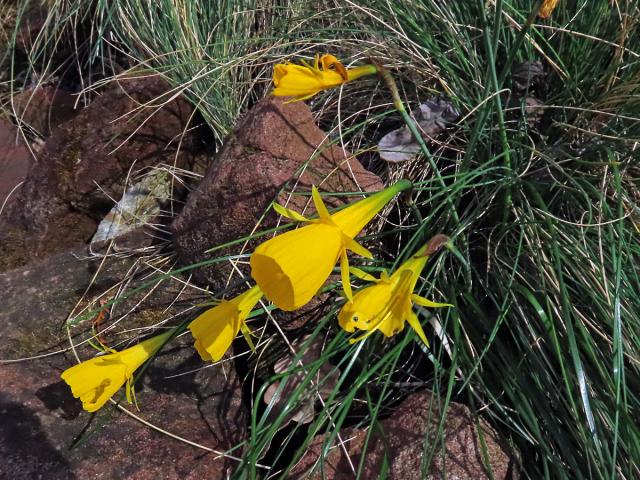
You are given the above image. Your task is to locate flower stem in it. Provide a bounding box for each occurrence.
[372,59,460,224]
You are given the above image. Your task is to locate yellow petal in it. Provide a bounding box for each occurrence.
[406,312,430,346]
[251,223,343,310]
[270,54,378,102]
[273,202,309,223]
[311,186,332,222]
[374,272,413,337]
[240,322,257,353]
[338,282,393,333]
[252,180,411,311]
[336,260,421,341]
[412,294,452,309]
[188,286,262,362]
[320,54,348,81]
[190,302,240,362]
[273,64,288,86]
[62,359,127,412]
[344,236,373,259]
[61,330,172,412]
[331,180,412,238]
[340,250,353,302]
[349,266,379,283]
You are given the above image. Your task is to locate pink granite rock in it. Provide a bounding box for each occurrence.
[290,391,517,479]
[0,120,31,206]
[172,97,383,288]
[0,76,197,268]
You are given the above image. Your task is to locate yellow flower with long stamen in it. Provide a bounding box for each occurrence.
[539,0,560,18]
[339,240,452,344]
[61,330,173,412]
[251,180,412,311]
[188,285,263,362]
[272,54,377,102]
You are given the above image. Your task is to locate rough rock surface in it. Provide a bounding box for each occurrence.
[12,85,77,137]
[290,391,516,479]
[172,97,383,288]
[0,247,249,479]
[0,120,31,206]
[0,76,197,269]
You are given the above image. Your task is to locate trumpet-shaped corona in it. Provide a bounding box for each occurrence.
[338,247,451,345]
[61,330,173,412]
[251,180,412,311]
[272,54,377,102]
[188,285,263,362]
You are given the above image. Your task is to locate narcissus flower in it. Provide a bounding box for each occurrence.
[272,54,377,102]
[188,285,263,362]
[338,238,452,344]
[61,330,173,412]
[539,0,560,18]
[251,180,412,311]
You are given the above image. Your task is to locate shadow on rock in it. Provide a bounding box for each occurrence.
[0,394,76,480]
[36,381,83,421]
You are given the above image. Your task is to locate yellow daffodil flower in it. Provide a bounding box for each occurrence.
[272,54,377,102]
[338,241,451,344]
[251,180,411,311]
[539,0,560,18]
[61,330,173,412]
[188,285,263,362]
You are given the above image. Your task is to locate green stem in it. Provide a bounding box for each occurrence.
[498,1,546,86]
[373,60,460,225]
[460,1,543,175]
[479,0,513,220]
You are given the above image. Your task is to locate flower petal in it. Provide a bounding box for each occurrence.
[320,54,348,81]
[61,330,172,412]
[251,223,343,310]
[189,301,240,362]
[412,294,452,309]
[331,180,412,238]
[344,236,373,259]
[338,282,393,333]
[62,359,128,412]
[273,202,310,223]
[189,286,262,362]
[340,250,353,302]
[406,311,430,346]
[349,266,379,283]
[270,54,377,102]
[311,186,332,222]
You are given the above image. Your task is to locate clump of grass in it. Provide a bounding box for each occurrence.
[0,2,18,113]
[8,0,640,479]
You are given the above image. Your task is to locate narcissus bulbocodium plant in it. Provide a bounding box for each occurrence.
[338,237,452,344]
[60,330,173,412]
[271,54,377,102]
[188,285,263,362]
[250,180,412,311]
[539,0,560,18]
